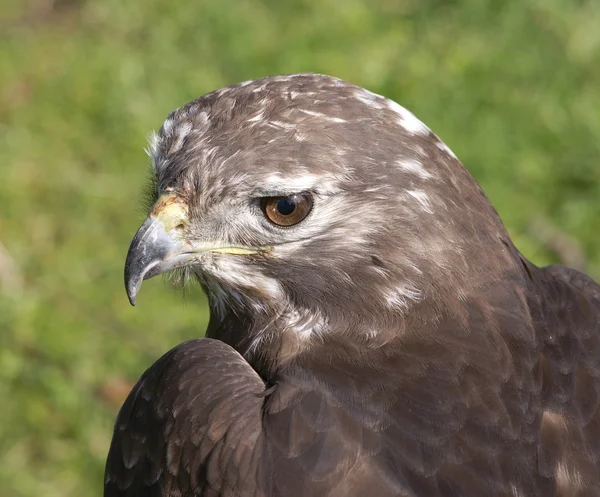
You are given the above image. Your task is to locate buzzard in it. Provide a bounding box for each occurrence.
[105,74,600,497]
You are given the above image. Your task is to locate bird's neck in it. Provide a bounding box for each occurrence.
[204,299,449,383]
[205,258,537,385]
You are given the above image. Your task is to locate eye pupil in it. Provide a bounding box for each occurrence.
[277,197,297,216]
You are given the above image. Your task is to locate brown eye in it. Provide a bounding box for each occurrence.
[261,192,313,227]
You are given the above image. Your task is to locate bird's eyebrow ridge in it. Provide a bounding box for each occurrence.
[247,187,342,198]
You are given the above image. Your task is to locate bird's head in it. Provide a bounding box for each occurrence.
[125,74,514,353]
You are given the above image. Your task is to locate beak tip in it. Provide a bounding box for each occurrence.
[125,277,141,307]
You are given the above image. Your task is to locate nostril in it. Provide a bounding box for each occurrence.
[174,223,185,232]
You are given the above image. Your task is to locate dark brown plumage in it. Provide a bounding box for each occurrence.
[105,74,600,497]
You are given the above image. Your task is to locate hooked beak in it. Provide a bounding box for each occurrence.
[124,193,268,306]
[125,193,192,306]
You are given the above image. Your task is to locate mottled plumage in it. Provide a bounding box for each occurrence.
[105,74,600,497]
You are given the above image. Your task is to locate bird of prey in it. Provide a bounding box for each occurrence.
[105,73,600,497]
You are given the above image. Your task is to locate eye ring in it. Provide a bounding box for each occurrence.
[260,192,313,227]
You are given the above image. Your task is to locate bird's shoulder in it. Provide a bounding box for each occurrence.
[532,263,600,379]
[104,338,268,497]
[529,263,600,492]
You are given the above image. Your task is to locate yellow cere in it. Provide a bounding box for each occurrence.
[151,193,189,233]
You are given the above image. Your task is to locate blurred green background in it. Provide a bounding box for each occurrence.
[1,0,599,495]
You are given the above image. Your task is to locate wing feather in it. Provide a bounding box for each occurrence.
[104,338,267,497]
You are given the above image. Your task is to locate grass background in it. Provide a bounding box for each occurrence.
[1,0,599,495]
